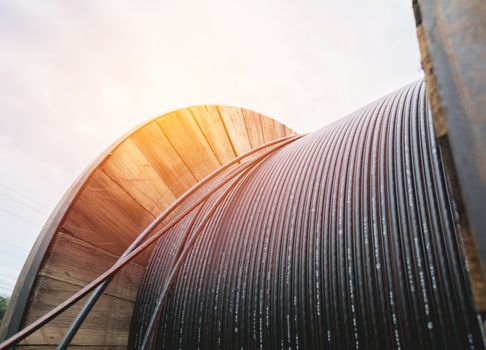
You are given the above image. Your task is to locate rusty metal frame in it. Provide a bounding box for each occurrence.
[413,0,486,309]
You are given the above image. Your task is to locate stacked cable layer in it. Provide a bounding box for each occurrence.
[129,80,484,349]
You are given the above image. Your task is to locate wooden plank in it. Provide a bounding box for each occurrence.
[38,232,144,302]
[103,138,176,216]
[20,277,133,346]
[61,171,154,261]
[260,114,277,144]
[239,109,267,160]
[190,106,237,165]
[130,122,197,197]
[0,138,122,342]
[273,118,287,138]
[156,110,221,180]
[2,106,296,349]
[284,125,297,136]
[241,109,265,149]
[218,106,253,156]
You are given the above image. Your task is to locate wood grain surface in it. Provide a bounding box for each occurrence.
[0,106,294,349]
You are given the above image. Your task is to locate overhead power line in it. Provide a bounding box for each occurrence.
[0,192,48,216]
[0,286,13,295]
[0,183,49,210]
[0,248,26,261]
[0,273,18,282]
[0,207,42,227]
[0,241,28,253]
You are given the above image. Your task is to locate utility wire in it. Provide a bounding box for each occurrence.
[0,240,28,253]
[0,282,15,290]
[0,135,302,350]
[0,183,49,210]
[0,276,16,284]
[0,272,17,280]
[0,248,26,261]
[0,207,43,227]
[0,191,48,216]
[0,287,13,295]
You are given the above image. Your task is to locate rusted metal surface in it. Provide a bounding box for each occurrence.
[414,0,486,265]
[414,0,486,311]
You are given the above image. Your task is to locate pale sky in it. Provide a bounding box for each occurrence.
[0,0,422,296]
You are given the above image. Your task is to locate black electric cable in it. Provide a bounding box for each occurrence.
[129,80,485,349]
[0,136,302,350]
[140,154,264,348]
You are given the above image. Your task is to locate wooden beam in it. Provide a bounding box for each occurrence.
[19,277,133,346]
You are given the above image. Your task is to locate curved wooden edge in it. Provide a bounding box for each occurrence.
[0,107,163,342]
[0,105,295,344]
[0,146,106,342]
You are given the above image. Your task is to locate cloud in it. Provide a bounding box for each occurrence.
[0,0,422,293]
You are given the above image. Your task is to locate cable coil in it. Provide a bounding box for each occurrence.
[130,80,484,349]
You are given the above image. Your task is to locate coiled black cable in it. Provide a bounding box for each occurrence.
[129,80,485,349]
